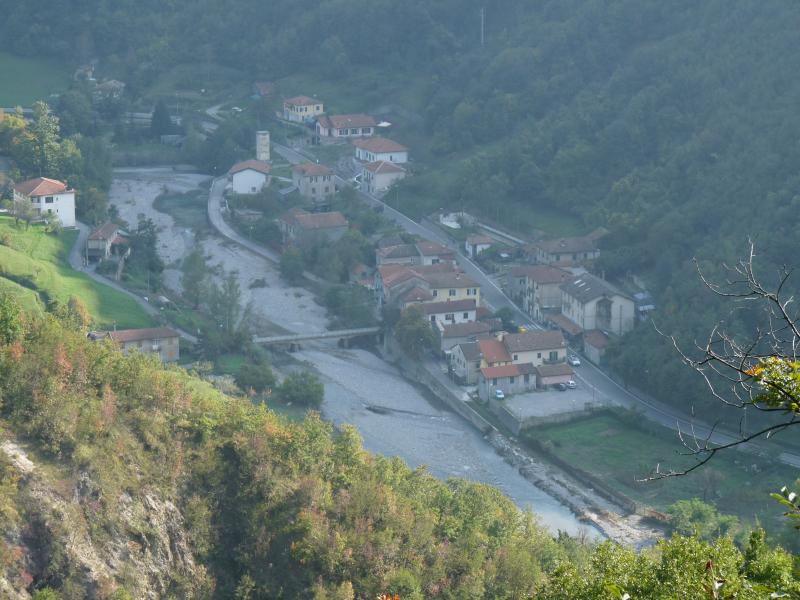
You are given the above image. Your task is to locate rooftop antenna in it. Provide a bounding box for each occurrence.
[480,7,485,47]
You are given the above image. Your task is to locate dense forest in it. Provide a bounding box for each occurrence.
[0,298,797,598]
[4,0,800,424]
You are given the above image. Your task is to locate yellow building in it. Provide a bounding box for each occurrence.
[283,95,324,123]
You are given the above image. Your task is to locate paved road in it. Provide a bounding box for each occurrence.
[271,141,800,467]
[67,222,198,343]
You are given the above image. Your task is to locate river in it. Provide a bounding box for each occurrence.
[296,345,597,537]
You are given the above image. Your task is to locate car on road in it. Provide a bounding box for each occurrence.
[567,354,581,366]
[554,383,567,391]
[566,379,577,389]
[494,389,505,400]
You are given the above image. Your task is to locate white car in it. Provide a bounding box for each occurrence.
[494,389,505,400]
[566,380,577,389]
[567,354,581,366]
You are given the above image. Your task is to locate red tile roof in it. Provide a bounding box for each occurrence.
[88,222,120,241]
[292,162,333,176]
[363,160,405,174]
[318,114,376,129]
[479,338,511,364]
[481,364,521,379]
[294,211,348,230]
[353,137,408,153]
[584,329,610,349]
[510,265,573,284]
[416,241,452,257]
[503,330,566,353]
[399,286,434,304]
[228,159,271,175]
[14,177,69,197]
[418,299,476,315]
[284,95,320,106]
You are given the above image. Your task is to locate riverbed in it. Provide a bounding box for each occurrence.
[109,167,597,537]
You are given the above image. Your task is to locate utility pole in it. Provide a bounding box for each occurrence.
[480,7,485,48]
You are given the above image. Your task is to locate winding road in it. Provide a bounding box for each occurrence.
[271,141,800,469]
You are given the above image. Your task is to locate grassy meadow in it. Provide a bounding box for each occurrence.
[527,412,796,533]
[0,218,152,328]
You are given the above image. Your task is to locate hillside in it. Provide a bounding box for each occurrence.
[0,302,797,598]
[4,0,799,420]
[0,218,152,329]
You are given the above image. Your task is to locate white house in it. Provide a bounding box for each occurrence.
[417,299,477,326]
[353,137,408,164]
[316,114,376,138]
[560,273,635,336]
[13,177,75,227]
[465,234,493,258]
[362,160,405,194]
[228,160,271,194]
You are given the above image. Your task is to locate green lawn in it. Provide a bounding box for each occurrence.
[528,413,796,532]
[0,52,70,106]
[0,218,152,328]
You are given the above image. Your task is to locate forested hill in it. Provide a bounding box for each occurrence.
[5,1,800,417]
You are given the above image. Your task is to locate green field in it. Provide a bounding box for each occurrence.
[0,52,70,106]
[528,413,796,531]
[0,218,152,328]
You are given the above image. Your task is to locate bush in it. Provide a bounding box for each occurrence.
[276,370,324,408]
[235,363,276,394]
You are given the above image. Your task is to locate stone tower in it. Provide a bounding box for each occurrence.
[256,130,270,162]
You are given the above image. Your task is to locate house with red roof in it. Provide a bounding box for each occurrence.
[13,177,75,227]
[352,137,408,164]
[283,95,324,123]
[87,222,128,261]
[277,207,348,248]
[228,160,271,194]
[88,327,180,362]
[291,163,335,203]
[362,160,405,195]
[316,114,376,138]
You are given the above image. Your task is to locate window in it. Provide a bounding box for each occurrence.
[549,351,558,361]
[363,127,372,134]
[45,196,54,204]
[338,128,347,135]
[449,289,456,296]
[463,312,469,319]
[311,187,316,194]
[524,374,530,384]
[432,290,438,297]
[431,258,439,264]
[537,352,542,358]
[324,186,329,193]
[445,313,455,321]
[513,354,518,361]
[519,278,525,285]
[510,376,515,384]
[350,128,358,135]
[430,316,436,324]
[492,378,497,386]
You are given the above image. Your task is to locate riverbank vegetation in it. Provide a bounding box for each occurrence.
[0,298,797,598]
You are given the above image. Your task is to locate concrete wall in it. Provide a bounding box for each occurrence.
[231,170,268,194]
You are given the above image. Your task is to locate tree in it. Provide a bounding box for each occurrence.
[127,217,164,290]
[395,305,435,359]
[150,99,173,138]
[276,370,324,408]
[235,363,276,395]
[493,307,518,332]
[280,248,305,284]
[652,245,800,477]
[665,499,740,541]
[0,293,23,344]
[207,271,243,339]
[181,249,207,308]
[28,101,62,176]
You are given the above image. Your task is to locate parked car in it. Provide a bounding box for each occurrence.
[494,389,505,400]
[566,379,577,389]
[568,354,581,366]
[555,383,567,391]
